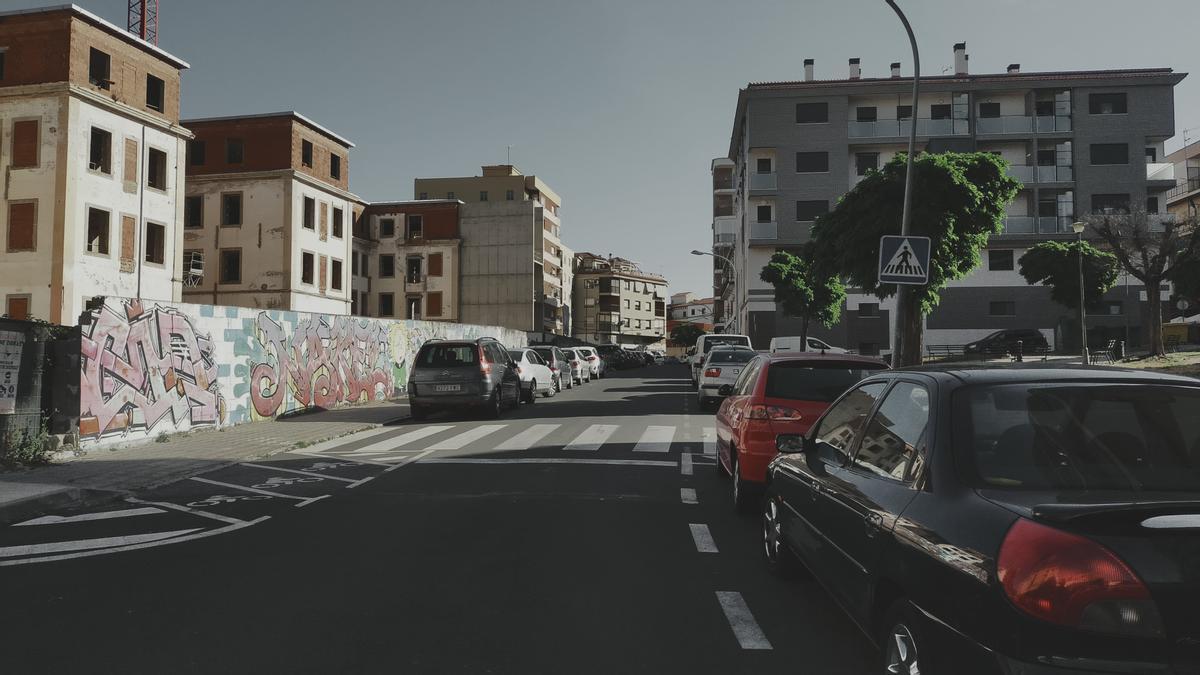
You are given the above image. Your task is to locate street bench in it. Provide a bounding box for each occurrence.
[925,345,966,361]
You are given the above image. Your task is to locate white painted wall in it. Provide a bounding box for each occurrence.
[290,178,353,314]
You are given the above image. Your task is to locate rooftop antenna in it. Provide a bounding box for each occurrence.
[127,0,159,44]
[507,145,512,165]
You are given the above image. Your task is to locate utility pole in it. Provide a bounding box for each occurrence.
[885,0,920,366]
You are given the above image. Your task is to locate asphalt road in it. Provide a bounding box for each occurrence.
[0,364,876,674]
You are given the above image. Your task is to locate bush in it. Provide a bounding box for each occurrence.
[1,419,53,468]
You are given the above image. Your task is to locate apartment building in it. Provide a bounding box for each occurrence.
[181,112,356,314]
[1164,139,1200,219]
[353,199,462,321]
[669,292,715,327]
[0,5,190,323]
[716,45,1185,352]
[414,165,570,335]
[573,253,667,347]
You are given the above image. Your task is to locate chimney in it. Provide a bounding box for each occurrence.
[1007,63,1021,75]
[804,58,814,82]
[849,57,861,80]
[891,62,901,78]
[953,42,968,75]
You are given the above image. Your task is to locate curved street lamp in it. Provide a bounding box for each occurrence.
[692,250,738,331]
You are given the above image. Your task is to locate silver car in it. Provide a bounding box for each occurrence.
[697,346,757,411]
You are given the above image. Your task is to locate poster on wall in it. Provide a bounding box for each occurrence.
[0,330,25,414]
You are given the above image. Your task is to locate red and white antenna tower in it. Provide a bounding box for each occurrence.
[127,0,159,45]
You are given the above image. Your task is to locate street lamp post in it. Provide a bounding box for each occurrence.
[884,0,920,366]
[692,249,737,332]
[1072,221,1089,364]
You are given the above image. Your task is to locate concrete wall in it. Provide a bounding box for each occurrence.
[78,296,527,450]
[458,201,537,332]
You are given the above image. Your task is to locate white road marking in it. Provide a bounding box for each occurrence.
[125,498,247,525]
[239,462,356,483]
[380,448,440,475]
[428,425,506,451]
[681,488,698,504]
[420,458,677,468]
[290,425,399,455]
[189,476,328,507]
[702,427,717,456]
[291,450,391,467]
[681,452,694,476]
[339,426,455,454]
[0,529,202,559]
[715,591,774,650]
[496,424,560,451]
[562,424,619,451]
[14,507,165,527]
[689,523,718,553]
[634,425,676,453]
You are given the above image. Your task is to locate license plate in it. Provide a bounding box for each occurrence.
[733,369,741,375]
[434,384,461,392]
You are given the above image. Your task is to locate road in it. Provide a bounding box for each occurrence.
[0,364,875,674]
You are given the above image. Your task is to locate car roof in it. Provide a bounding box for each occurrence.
[764,352,889,366]
[888,363,1200,386]
[710,344,754,351]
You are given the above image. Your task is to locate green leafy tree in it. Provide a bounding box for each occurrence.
[1019,241,1120,309]
[759,246,845,348]
[811,152,1021,365]
[669,323,705,349]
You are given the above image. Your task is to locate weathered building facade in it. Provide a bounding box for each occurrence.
[572,253,667,347]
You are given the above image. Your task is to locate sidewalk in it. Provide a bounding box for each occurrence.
[0,401,409,523]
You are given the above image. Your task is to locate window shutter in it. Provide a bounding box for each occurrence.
[427,291,443,317]
[120,215,136,272]
[7,202,36,251]
[319,201,328,241]
[428,252,443,277]
[123,138,138,194]
[12,120,40,168]
[319,255,328,293]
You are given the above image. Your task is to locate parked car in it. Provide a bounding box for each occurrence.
[697,346,757,410]
[768,335,849,354]
[595,344,624,369]
[690,333,753,385]
[963,328,1049,358]
[508,348,556,401]
[408,338,522,419]
[715,352,888,510]
[576,346,605,379]
[529,346,573,391]
[765,366,1200,675]
[564,347,591,384]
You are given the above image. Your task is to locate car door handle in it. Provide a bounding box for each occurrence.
[809,482,822,500]
[865,512,884,537]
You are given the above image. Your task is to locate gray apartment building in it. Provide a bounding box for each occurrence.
[714,43,1186,354]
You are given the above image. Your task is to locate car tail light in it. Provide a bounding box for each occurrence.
[550,366,558,372]
[514,366,522,375]
[746,405,803,421]
[998,518,1163,637]
[587,356,597,361]
[479,346,492,376]
[704,367,722,378]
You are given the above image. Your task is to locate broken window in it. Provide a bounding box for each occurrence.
[331,259,343,290]
[86,207,110,255]
[226,138,244,164]
[144,222,165,264]
[89,127,112,174]
[219,249,241,283]
[302,139,313,168]
[146,74,165,111]
[147,148,167,190]
[89,48,111,89]
[303,197,315,229]
[302,252,315,285]
[221,193,243,226]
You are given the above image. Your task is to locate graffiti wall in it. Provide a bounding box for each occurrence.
[80,298,527,448]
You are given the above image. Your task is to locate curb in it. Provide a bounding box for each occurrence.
[0,486,126,526]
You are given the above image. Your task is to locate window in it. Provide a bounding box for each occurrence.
[856,106,877,122]
[88,48,111,89]
[854,382,930,482]
[360,253,368,276]
[896,105,913,120]
[6,296,30,321]
[930,103,953,120]
[1090,143,1129,165]
[379,218,395,237]
[86,207,109,255]
[989,300,1016,316]
[7,201,36,252]
[351,294,358,315]
[331,259,343,290]
[624,299,630,309]
[988,249,1014,271]
[407,214,423,239]
[635,301,642,310]
[1105,301,1123,316]
[1145,147,1157,163]
[221,193,242,226]
[406,257,422,283]
[330,153,341,180]
[795,200,828,221]
[756,157,772,173]
[795,151,829,173]
[352,254,359,276]
[301,252,315,285]
[505,189,514,201]
[0,50,6,81]
[405,295,421,319]
[427,291,443,317]
[301,140,313,167]
[225,138,244,164]
[219,249,241,283]
[858,302,879,318]
[89,127,112,174]
[855,152,879,176]
[978,102,1001,118]
[418,192,428,200]
[360,291,368,315]
[303,197,315,229]
[1092,194,1130,214]
[147,148,167,190]
[144,222,165,264]
[1089,93,1127,115]
[480,191,488,201]
[428,252,443,277]
[188,140,206,166]
[795,102,828,123]
[812,383,888,465]
[379,254,395,278]
[756,204,773,223]
[1036,148,1056,166]
[1147,197,1160,215]
[145,74,165,111]
[330,207,344,238]
[12,120,39,168]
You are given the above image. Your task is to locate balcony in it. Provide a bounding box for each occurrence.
[542,295,562,308]
[1147,163,1176,185]
[750,173,777,191]
[714,232,735,249]
[976,116,1034,135]
[848,118,969,139]
[713,170,735,192]
[1037,166,1074,183]
[405,278,426,292]
[750,221,777,240]
[1166,177,1200,204]
[1035,116,1072,133]
[1001,216,1036,235]
[1149,213,1179,232]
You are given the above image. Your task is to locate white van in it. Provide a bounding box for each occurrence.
[768,336,848,354]
[689,333,752,384]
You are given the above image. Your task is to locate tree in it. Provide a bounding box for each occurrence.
[759,246,845,348]
[1019,240,1120,309]
[669,323,705,349]
[1090,211,1200,356]
[1168,256,1200,305]
[811,152,1021,365]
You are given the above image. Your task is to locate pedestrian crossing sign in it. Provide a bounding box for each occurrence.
[878,235,931,285]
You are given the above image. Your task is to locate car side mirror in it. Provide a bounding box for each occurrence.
[718,384,734,397]
[776,434,807,454]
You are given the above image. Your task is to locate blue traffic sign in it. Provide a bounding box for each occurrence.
[878,235,931,285]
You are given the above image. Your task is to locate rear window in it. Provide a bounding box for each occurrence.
[707,350,756,364]
[764,362,885,402]
[957,383,1200,492]
[531,347,554,359]
[417,344,478,367]
[507,350,525,361]
[705,336,751,353]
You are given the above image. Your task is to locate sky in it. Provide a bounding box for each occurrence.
[22,0,1200,297]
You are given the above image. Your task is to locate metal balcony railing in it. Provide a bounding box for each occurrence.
[848,118,969,138]
[750,221,777,239]
[1001,216,1036,234]
[976,116,1034,134]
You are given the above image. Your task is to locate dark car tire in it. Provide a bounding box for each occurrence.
[732,453,756,514]
[880,600,927,675]
[542,381,554,398]
[762,494,802,578]
[524,380,537,404]
[487,389,503,419]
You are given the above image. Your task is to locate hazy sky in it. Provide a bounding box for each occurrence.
[26,0,1200,296]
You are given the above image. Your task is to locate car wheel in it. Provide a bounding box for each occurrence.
[524,380,537,404]
[732,453,755,514]
[487,389,503,419]
[762,494,801,577]
[542,380,554,398]
[554,376,562,393]
[410,404,427,420]
[880,601,924,675]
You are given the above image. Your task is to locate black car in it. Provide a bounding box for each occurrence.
[596,344,629,369]
[765,366,1200,675]
[407,338,522,419]
[964,328,1050,358]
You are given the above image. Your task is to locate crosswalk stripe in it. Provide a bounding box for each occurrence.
[496,424,560,451]
[634,425,676,453]
[563,424,619,451]
[336,426,454,455]
[428,424,506,451]
[702,427,717,456]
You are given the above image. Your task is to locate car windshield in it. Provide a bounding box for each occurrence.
[531,348,554,360]
[418,344,478,367]
[705,337,750,353]
[706,350,756,364]
[957,383,1200,492]
[507,350,526,361]
[764,362,884,402]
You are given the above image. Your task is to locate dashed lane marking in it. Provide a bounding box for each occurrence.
[689,523,718,553]
[0,529,203,559]
[495,424,560,451]
[681,488,698,504]
[188,477,330,507]
[13,507,165,526]
[681,452,694,476]
[419,458,676,468]
[634,425,676,453]
[239,462,357,483]
[428,425,506,451]
[715,591,774,650]
[563,424,620,451]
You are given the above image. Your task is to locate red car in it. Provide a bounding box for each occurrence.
[715,352,887,511]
